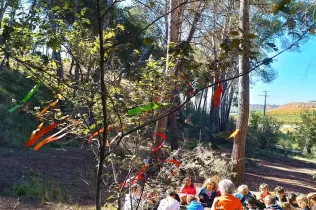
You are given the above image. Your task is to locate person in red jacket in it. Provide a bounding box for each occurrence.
[179,177,196,204]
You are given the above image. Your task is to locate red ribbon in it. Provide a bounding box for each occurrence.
[119,164,149,189]
[164,159,181,168]
[213,81,222,107]
[152,133,166,153]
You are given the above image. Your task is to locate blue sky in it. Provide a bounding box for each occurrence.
[250,38,316,105]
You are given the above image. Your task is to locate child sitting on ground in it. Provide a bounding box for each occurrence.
[186,195,203,210]
[179,176,196,205]
[288,193,299,208]
[307,193,316,210]
[235,184,254,206]
[198,178,218,207]
[275,186,288,205]
[259,183,271,203]
[297,194,311,210]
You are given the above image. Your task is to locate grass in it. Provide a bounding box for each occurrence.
[267,109,316,124]
[12,171,68,202]
[0,69,54,147]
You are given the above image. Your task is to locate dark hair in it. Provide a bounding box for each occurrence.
[184,176,194,187]
[166,189,177,198]
[275,186,285,193]
[288,193,297,204]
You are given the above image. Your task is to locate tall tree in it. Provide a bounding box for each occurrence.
[153,0,183,152]
[231,0,250,185]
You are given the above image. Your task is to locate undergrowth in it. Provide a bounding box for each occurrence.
[12,171,68,202]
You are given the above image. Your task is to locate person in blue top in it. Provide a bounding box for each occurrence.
[198,178,217,207]
[186,195,204,210]
[235,184,254,206]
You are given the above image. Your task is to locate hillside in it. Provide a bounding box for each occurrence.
[270,102,316,111]
[0,69,53,147]
[250,104,280,111]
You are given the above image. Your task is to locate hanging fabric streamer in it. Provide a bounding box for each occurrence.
[128,103,161,115]
[164,159,181,168]
[213,81,222,107]
[8,82,41,112]
[29,122,44,141]
[40,99,59,115]
[87,126,116,143]
[33,132,68,151]
[152,133,166,153]
[25,122,61,147]
[229,129,240,139]
[119,164,149,189]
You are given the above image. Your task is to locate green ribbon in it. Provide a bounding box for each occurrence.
[128,103,164,115]
[8,82,41,112]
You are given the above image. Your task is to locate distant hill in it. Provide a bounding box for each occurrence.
[250,104,280,111]
[270,102,316,111]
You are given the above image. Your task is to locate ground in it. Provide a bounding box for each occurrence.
[0,147,315,210]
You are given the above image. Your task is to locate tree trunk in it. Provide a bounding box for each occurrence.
[96,0,108,209]
[155,0,182,152]
[231,0,250,185]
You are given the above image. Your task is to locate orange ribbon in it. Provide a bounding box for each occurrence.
[164,159,181,168]
[25,122,61,147]
[33,133,68,151]
[40,99,59,115]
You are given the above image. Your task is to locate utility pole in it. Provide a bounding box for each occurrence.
[259,91,270,116]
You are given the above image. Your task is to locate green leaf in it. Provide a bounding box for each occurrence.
[148,1,155,8]
[47,38,59,50]
[228,30,242,37]
[143,38,154,46]
[116,24,125,31]
[248,33,257,39]
[229,39,240,49]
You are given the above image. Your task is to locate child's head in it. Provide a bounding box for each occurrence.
[280,202,292,210]
[165,189,177,199]
[186,195,196,204]
[307,193,316,204]
[259,183,269,193]
[131,184,141,194]
[237,185,249,196]
[183,176,193,187]
[297,194,309,208]
[203,178,216,191]
[275,186,285,199]
[288,193,297,205]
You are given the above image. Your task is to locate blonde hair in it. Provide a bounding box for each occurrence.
[203,178,217,190]
[297,194,309,208]
[259,183,269,190]
[238,185,248,193]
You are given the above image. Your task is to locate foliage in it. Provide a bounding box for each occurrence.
[293,110,316,155]
[246,112,282,154]
[12,171,68,202]
[0,69,53,147]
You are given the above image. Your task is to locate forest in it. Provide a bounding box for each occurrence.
[0,0,316,209]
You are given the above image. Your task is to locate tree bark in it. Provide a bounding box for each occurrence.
[155,0,182,152]
[96,0,108,209]
[231,0,250,185]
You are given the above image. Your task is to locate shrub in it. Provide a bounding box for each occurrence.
[246,112,281,154]
[292,110,316,156]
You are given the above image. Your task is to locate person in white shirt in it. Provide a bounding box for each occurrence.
[157,189,180,210]
[123,184,144,210]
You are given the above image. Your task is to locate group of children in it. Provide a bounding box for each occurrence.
[122,176,316,210]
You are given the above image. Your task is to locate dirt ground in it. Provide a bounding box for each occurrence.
[0,147,315,210]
